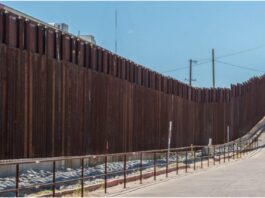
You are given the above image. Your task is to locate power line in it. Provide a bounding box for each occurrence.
[162,66,190,73]
[162,44,265,74]
[216,60,265,73]
[216,44,265,59]
[195,44,265,63]
[162,60,211,73]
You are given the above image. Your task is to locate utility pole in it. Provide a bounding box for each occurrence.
[212,48,215,88]
[189,59,192,86]
[115,9,118,53]
[185,59,196,86]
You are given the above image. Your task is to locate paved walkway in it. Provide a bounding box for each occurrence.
[114,132,265,197]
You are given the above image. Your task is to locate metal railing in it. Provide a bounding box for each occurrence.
[0,132,262,197]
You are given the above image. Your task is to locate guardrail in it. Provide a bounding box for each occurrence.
[0,131,262,197]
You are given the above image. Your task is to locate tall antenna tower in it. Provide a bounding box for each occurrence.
[115,9,118,53]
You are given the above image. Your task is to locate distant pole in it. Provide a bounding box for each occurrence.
[115,9,118,53]
[212,48,215,88]
[189,59,192,86]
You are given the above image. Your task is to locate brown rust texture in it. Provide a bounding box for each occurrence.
[0,9,265,159]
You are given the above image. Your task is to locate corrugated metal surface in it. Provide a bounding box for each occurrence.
[1,9,265,159]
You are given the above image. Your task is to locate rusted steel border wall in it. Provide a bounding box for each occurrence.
[0,8,265,159]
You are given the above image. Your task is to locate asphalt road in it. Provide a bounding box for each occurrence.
[115,133,265,197]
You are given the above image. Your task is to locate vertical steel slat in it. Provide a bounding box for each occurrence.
[28,22,38,52]
[62,35,70,62]
[37,24,43,54]
[0,9,4,43]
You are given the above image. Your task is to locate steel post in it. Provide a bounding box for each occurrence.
[185,150,188,173]
[154,152,156,181]
[224,145,225,163]
[176,151,178,175]
[207,146,210,167]
[81,158,84,196]
[140,152,143,184]
[53,161,56,197]
[213,145,215,166]
[124,154,126,188]
[233,143,235,159]
[219,146,221,164]
[201,149,203,168]
[104,156,107,193]
[193,150,196,170]
[166,151,168,177]
[16,164,19,197]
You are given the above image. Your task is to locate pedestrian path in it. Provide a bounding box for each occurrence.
[113,132,265,197]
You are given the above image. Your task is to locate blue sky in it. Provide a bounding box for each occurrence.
[3,1,265,88]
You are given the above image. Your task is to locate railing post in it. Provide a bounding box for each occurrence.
[140,152,143,184]
[193,150,196,170]
[247,140,250,153]
[176,151,178,175]
[207,146,210,167]
[124,154,126,188]
[81,158,84,196]
[213,145,215,166]
[154,152,156,181]
[233,142,235,159]
[16,164,19,197]
[166,151,168,177]
[239,139,242,158]
[185,150,188,173]
[243,140,245,157]
[227,144,230,161]
[246,139,248,154]
[224,145,225,163]
[245,140,247,153]
[236,142,239,159]
[219,146,221,164]
[200,149,203,169]
[104,156,107,193]
[239,141,241,158]
[53,161,56,197]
